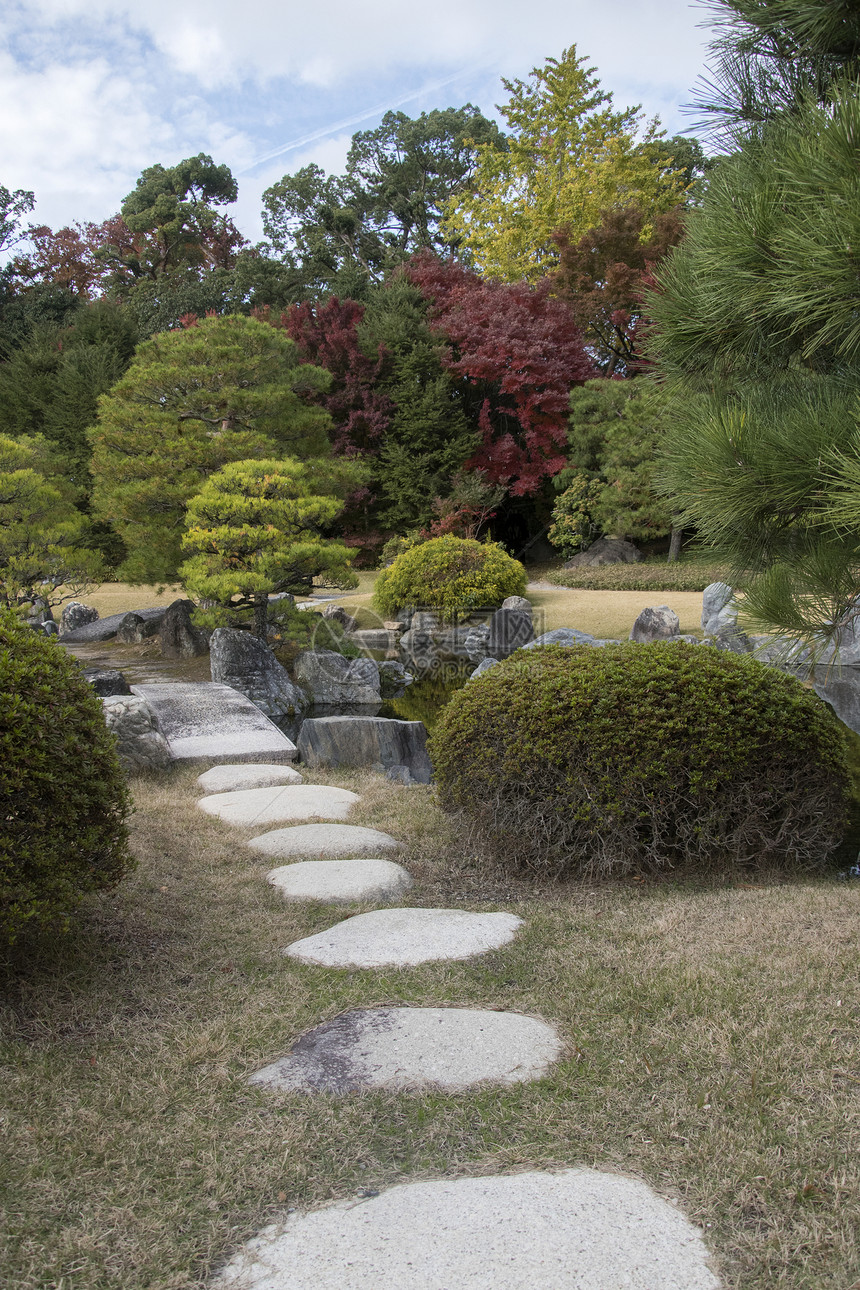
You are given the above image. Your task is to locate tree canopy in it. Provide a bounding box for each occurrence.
[442,47,690,283]
[88,314,338,582]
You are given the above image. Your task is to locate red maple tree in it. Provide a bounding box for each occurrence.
[406,253,595,496]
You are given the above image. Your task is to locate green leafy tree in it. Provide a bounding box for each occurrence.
[556,380,676,551]
[0,435,101,615]
[0,185,35,256]
[443,46,689,283]
[261,107,506,296]
[180,458,357,638]
[88,314,335,583]
[649,7,860,645]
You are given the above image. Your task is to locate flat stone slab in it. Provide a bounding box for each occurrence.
[248,824,403,861]
[284,907,522,968]
[267,859,412,904]
[211,1169,721,1289]
[249,1007,561,1092]
[133,683,297,764]
[197,763,303,794]
[199,785,359,827]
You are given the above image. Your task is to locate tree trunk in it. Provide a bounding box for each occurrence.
[253,595,269,641]
[667,526,684,563]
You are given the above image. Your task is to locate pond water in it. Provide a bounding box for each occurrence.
[63,641,472,736]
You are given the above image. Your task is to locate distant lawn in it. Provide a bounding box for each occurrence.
[0,766,857,1288]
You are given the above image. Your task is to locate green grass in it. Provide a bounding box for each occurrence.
[1,766,859,1288]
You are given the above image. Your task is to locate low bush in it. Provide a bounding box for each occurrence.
[429,643,850,878]
[373,535,526,621]
[268,604,360,667]
[0,612,133,943]
[548,559,736,592]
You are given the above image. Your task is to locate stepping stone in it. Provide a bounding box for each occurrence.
[197,763,303,794]
[267,859,412,905]
[248,824,402,861]
[283,907,522,968]
[249,1007,561,1092]
[210,1169,721,1289]
[198,785,359,827]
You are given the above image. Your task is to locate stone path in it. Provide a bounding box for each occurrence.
[133,683,297,763]
[198,784,359,827]
[211,1170,721,1289]
[267,858,412,904]
[197,764,303,793]
[247,823,403,860]
[178,761,719,1286]
[283,907,523,969]
[249,1007,562,1092]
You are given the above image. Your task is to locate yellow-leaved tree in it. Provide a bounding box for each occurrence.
[443,46,690,283]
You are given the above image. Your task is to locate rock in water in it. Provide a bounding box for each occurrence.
[297,715,432,783]
[210,627,306,718]
[159,599,209,659]
[630,605,681,643]
[102,694,171,770]
[82,667,131,696]
[294,649,380,705]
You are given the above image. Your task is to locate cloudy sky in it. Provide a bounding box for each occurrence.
[2,0,715,245]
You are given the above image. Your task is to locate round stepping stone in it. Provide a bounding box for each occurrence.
[284,907,522,968]
[197,763,303,794]
[210,1169,721,1289]
[249,1007,562,1092]
[198,785,359,828]
[267,859,412,905]
[247,824,402,860]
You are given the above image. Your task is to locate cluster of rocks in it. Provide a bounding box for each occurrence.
[58,597,209,658]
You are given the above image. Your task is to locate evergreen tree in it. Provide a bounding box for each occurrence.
[88,315,336,583]
[180,459,357,638]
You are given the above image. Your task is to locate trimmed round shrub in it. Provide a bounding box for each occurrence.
[373,535,527,621]
[429,643,851,877]
[0,612,134,943]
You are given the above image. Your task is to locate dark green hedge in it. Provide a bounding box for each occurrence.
[429,643,850,878]
[0,612,133,942]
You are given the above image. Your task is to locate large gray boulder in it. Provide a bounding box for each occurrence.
[159,599,209,659]
[464,624,490,664]
[564,536,641,568]
[377,660,414,697]
[701,582,736,636]
[61,607,165,644]
[60,601,98,636]
[116,611,162,644]
[297,715,432,783]
[501,595,532,614]
[486,607,534,659]
[630,605,681,643]
[294,649,381,705]
[211,627,307,718]
[102,694,171,770]
[321,603,358,633]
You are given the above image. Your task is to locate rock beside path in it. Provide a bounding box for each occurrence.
[102,694,171,770]
[267,859,412,905]
[249,1007,561,1092]
[133,682,297,763]
[247,823,403,861]
[297,716,432,783]
[210,627,307,718]
[283,907,522,968]
[198,784,359,827]
[211,1169,721,1290]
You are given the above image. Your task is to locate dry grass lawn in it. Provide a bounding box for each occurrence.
[1,765,859,1289]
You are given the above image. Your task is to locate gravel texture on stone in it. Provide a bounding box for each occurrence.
[249,1007,561,1092]
[283,907,522,968]
[211,1168,721,1289]
[247,824,403,861]
[196,764,303,794]
[266,859,413,905]
[198,784,359,827]
[133,683,297,763]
